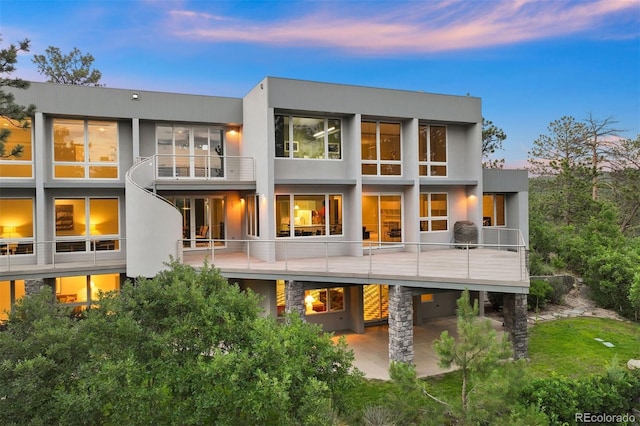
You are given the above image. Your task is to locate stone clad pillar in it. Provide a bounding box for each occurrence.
[285,280,305,318]
[388,285,414,364]
[25,278,45,296]
[503,293,528,359]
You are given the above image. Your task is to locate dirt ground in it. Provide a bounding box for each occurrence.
[485,283,628,324]
[535,283,626,322]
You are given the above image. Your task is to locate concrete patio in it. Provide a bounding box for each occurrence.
[332,315,505,380]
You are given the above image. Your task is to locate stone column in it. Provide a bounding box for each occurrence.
[24,278,45,296]
[388,285,414,365]
[502,293,528,359]
[284,280,305,319]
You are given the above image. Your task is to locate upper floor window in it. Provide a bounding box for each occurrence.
[276,194,342,237]
[361,121,401,176]
[275,115,341,159]
[0,198,34,255]
[420,193,448,232]
[419,125,447,177]
[0,117,33,178]
[156,124,224,179]
[54,197,120,253]
[53,119,118,179]
[483,194,505,226]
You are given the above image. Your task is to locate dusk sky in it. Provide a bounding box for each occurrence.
[3,0,639,167]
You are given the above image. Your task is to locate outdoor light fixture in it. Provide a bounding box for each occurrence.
[131,92,140,100]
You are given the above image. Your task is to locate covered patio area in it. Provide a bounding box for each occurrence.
[332,315,505,380]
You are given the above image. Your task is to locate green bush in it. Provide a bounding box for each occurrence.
[528,279,554,310]
[519,368,640,425]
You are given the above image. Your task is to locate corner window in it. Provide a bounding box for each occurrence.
[361,121,401,175]
[0,117,33,178]
[0,198,34,255]
[275,115,341,159]
[420,193,448,232]
[54,198,120,252]
[483,194,505,226]
[53,119,119,179]
[419,125,447,176]
[276,194,342,237]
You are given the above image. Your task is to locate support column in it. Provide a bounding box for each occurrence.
[388,285,414,365]
[503,293,528,359]
[284,280,305,319]
[24,278,45,296]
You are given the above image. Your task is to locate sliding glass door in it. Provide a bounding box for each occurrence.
[362,194,402,247]
[169,196,225,249]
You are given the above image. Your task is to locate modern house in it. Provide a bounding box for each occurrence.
[0,77,529,361]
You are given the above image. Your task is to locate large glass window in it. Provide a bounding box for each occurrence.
[275,115,341,159]
[419,125,447,176]
[0,198,34,255]
[0,280,25,322]
[419,193,448,232]
[276,194,342,237]
[0,117,33,178]
[53,119,118,179]
[483,194,505,226]
[55,273,120,311]
[156,125,224,179]
[54,198,120,252]
[361,121,401,175]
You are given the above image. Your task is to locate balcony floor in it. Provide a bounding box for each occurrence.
[184,247,529,293]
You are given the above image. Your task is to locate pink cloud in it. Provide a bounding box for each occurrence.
[165,0,639,54]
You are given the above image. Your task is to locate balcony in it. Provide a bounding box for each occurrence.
[180,228,529,294]
[0,238,127,280]
[153,154,255,182]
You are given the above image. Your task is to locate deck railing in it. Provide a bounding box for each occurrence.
[0,238,126,272]
[154,154,255,181]
[178,233,529,282]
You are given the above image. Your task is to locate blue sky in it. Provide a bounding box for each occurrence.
[3,0,639,167]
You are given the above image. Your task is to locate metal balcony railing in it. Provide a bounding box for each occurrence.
[0,238,127,272]
[154,154,255,181]
[178,232,529,283]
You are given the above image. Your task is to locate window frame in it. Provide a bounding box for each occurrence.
[52,119,120,180]
[53,196,121,253]
[155,124,225,179]
[419,192,449,232]
[0,197,35,256]
[419,124,448,177]
[0,117,34,179]
[246,194,260,237]
[275,193,343,238]
[482,193,506,227]
[275,114,342,160]
[361,120,402,176]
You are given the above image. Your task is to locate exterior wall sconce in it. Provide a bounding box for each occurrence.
[131,92,140,101]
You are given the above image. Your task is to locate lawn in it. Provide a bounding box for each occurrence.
[527,317,640,378]
[346,317,640,420]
